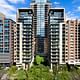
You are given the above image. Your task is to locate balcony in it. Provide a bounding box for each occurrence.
[23,46,31,49]
[23,49,31,52]
[51,57,59,59]
[51,60,58,63]
[23,56,31,59]
[22,59,31,63]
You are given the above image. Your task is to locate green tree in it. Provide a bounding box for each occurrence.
[53,71,71,80]
[27,64,53,80]
[7,66,17,80]
[16,69,27,80]
[0,64,2,70]
[36,55,44,65]
[7,66,17,76]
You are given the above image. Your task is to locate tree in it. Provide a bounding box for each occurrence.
[7,66,17,76]
[16,69,27,80]
[27,64,53,80]
[35,55,44,65]
[7,66,17,80]
[7,67,27,80]
[53,71,71,80]
[0,64,2,70]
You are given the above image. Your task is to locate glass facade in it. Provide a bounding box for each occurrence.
[37,2,45,37]
[36,0,46,54]
[0,19,3,53]
[31,0,51,55]
[0,19,10,53]
[4,19,9,53]
[36,0,47,3]
[20,11,32,18]
[0,25,2,32]
[0,14,15,66]
[32,0,49,3]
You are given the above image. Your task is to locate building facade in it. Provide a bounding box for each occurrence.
[48,8,65,69]
[30,0,51,56]
[13,0,80,69]
[0,13,15,67]
[48,10,80,69]
[60,20,80,65]
[14,9,34,69]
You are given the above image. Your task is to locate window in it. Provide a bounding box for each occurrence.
[0,26,2,32]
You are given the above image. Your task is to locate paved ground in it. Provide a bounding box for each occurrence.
[1,73,8,80]
[0,69,8,80]
[0,70,5,79]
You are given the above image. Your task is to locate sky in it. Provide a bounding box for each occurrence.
[0,0,80,21]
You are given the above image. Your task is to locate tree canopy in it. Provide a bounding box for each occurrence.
[35,55,44,65]
[27,64,53,80]
[7,56,80,80]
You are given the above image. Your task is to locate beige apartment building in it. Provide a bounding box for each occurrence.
[60,20,80,65]
[0,13,15,67]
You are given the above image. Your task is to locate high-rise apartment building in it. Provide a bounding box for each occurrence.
[14,9,33,69]
[13,0,80,69]
[0,13,15,67]
[60,20,80,65]
[30,0,51,56]
[48,8,65,69]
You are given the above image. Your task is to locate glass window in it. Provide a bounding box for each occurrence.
[20,12,32,18]
[4,24,9,26]
[0,48,3,52]
[36,0,47,3]
[4,20,9,23]
[0,26,2,32]
[37,4,45,37]
[4,48,9,53]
